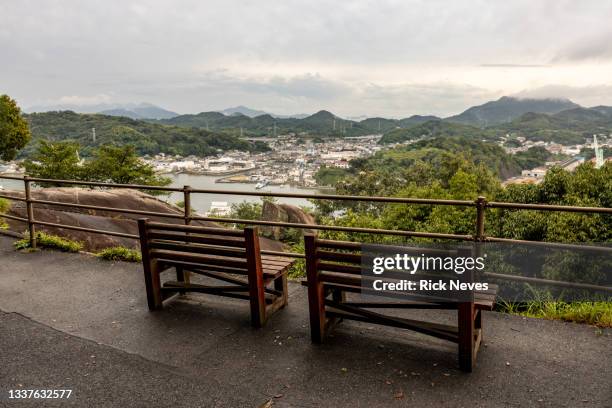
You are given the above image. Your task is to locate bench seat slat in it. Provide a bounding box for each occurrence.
[151,249,247,269]
[147,232,246,248]
[146,222,244,236]
[159,258,290,279]
[149,241,247,258]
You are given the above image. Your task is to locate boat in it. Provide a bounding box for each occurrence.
[255,180,269,189]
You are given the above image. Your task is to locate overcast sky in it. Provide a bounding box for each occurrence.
[2,0,612,117]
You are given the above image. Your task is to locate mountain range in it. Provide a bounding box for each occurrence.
[154,97,610,139]
[26,102,179,120]
[21,97,612,157]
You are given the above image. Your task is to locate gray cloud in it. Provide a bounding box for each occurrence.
[553,30,612,62]
[514,85,612,107]
[2,0,612,116]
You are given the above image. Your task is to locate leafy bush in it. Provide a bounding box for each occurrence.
[497,300,612,328]
[0,198,9,229]
[14,232,83,252]
[97,246,142,263]
[0,197,9,213]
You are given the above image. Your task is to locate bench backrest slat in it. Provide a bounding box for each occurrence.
[139,219,258,273]
[305,234,473,286]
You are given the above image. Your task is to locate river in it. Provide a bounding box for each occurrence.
[166,173,331,213]
[0,173,332,213]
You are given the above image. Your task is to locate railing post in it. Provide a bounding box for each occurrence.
[24,175,37,248]
[183,185,192,226]
[179,185,192,289]
[474,196,487,242]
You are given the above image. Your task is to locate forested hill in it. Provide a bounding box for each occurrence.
[356,136,522,180]
[445,96,580,126]
[379,105,612,145]
[21,111,269,157]
[157,110,443,137]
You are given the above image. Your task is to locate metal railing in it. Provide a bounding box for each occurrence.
[0,174,611,293]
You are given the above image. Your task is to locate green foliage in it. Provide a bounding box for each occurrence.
[15,232,83,252]
[84,144,171,186]
[379,121,495,144]
[23,140,83,183]
[494,109,612,144]
[497,300,612,328]
[513,146,555,170]
[0,198,10,229]
[314,166,349,186]
[286,241,306,279]
[0,197,9,213]
[97,246,142,263]
[24,141,171,191]
[0,95,31,161]
[21,111,269,158]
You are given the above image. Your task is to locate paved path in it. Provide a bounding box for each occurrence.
[0,236,610,407]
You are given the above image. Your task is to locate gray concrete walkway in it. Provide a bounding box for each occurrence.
[0,236,610,407]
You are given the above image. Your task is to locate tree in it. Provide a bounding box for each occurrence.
[24,141,171,190]
[0,94,31,161]
[84,144,171,187]
[24,140,82,184]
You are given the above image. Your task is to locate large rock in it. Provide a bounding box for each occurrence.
[2,188,285,253]
[260,201,316,240]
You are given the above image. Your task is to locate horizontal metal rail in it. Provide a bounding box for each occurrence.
[484,272,612,293]
[188,188,476,206]
[0,193,26,202]
[486,237,612,253]
[0,174,24,180]
[193,215,474,241]
[24,177,180,192]
[31,199,185,219]
[488,201,612,214]
[0,213,28,222]
[32,220,139,239]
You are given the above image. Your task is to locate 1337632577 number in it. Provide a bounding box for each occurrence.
[8,389,73,399]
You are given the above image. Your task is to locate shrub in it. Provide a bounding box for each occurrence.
[14,232,83,252]
[97,246,142,263]
[497,300,612,328]
[0,197,10,213]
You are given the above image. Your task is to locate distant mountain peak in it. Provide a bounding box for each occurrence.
[219,106,269,118]
[445,96,580,126]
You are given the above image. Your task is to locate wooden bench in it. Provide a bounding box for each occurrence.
[303,234,497,372]
[137,219,295,328]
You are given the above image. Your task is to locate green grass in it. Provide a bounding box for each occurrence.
[0,197,9,213]
[497,300,612,328]
[0,198,9,229]
[97,246,142,263]
[14,232,83,252]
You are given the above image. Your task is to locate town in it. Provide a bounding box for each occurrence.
[140,134,383,188]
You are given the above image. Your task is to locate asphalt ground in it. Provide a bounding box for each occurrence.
[0,236,610,407]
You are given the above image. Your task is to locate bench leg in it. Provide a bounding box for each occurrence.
[274,273,289,308]
[246,261,266,329]
[175,266,187,295]
[458,302,475,372]
[144,261,163,311]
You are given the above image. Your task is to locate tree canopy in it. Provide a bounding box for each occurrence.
[24,141,171,189]
[0,94,31,161]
